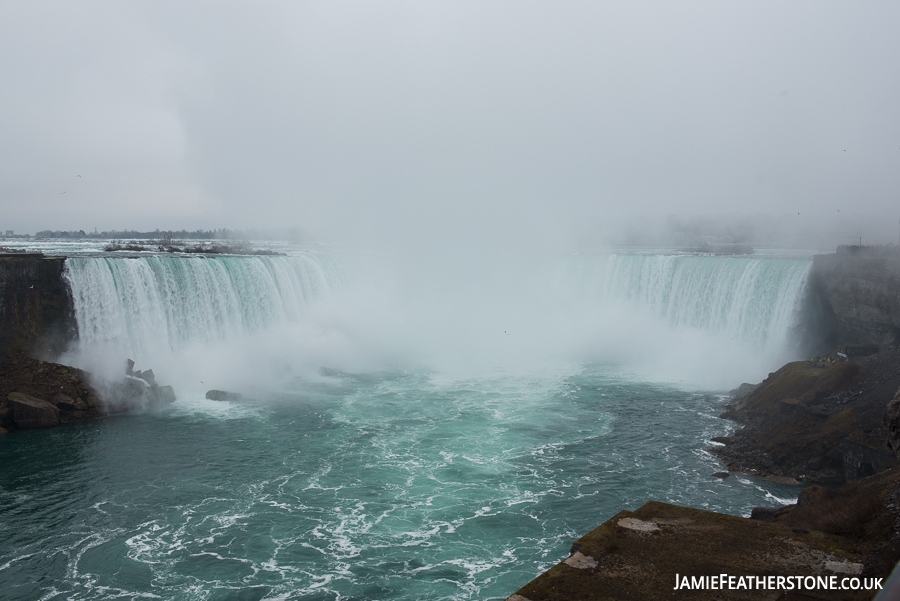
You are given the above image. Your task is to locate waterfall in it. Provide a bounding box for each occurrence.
[63,253,340,358]
[60,250,815,388]
[568,253,812,355]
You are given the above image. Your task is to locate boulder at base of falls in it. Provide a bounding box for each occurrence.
[206,390,244,401]
[151,385,176,404]
[0,355,101,432]
[133,368,157,386]
[106,376,176,412]
[119,361,174,407]
[8,392,60,428]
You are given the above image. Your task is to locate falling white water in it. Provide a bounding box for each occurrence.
[60,250,814,390]
[559,253,812,387]
[6,250,818,601]
[567,253,811,354]
[63,254,340,361]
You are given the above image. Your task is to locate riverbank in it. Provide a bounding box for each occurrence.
[507,493,895,601]
[506,352,900,600]
[713,348,900,485]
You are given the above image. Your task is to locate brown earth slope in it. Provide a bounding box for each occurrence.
[508,499,884,601]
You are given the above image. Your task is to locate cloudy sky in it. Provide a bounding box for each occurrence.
[1,1,899,245]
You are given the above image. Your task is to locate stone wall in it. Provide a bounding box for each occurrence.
[0,253,74,358]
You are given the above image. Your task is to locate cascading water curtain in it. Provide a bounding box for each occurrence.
[568,253,812,354]
[63,254,339,358]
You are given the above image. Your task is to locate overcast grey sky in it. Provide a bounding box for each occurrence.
[1,1,899,246]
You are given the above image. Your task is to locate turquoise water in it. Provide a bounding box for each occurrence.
[0,246,813,599]
[0,365,801,601]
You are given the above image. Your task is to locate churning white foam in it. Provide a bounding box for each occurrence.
[61,250,812,391]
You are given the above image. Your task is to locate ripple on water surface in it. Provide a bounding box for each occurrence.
[0,365,801,600]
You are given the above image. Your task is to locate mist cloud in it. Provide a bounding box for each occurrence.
[1,1,899,246]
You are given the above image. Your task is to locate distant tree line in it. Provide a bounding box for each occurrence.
[33,228,306,241]
[35,229,223,239]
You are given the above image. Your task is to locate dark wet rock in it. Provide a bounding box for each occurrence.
[713,350,900,484]
[841,439,893,481]
[0,354,101,431]
[840,343,880,358]
[113,362,173,407]
[137,368,157,386]
[0,254,74,358]
[53,393,86,412]
[811,250,900,348]
[809,403,829,416]
[206,389,244,401]
[885,387,900,457]
[711,471,729,478]
[0,353,177,432]
[8,392,60,428]
[728,382,757,399]
[761,474,801,485]
[152,385,176,404]
[131,369,157,386]
[750,505,792,522]
[0,426,7,434]
[797,485,825,506]
[105,376,176,411]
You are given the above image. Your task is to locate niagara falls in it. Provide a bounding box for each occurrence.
[3,1,900,600]
[0,240,842,599]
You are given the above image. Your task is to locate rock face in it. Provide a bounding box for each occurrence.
[153,385,176,404]
[8,392,60,428]
[884,387,900,457]
[0,254,74,358]
[103,370,177,412]
[811,248,900,348]
[713,248,900,484]
[714,351,900,484]
[0,257,177,431]
[0,354,101,431]
[0,354,177,432]
[132,369,157,386]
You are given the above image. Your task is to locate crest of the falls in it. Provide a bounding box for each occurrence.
[559,253,813,387]
[60,250,814,389]
[63,253,341,361]
[567,253,811,353]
